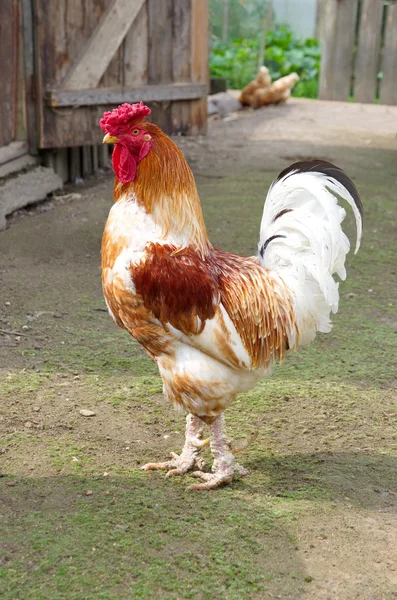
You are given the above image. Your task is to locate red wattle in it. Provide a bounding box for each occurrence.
[112,145,137,184]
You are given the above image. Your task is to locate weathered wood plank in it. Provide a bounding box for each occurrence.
[63,0,146,90]
[354,0,383,103]
[21,0,38,153]
[380,4,397,105]
[92,145,99,172]
[147,0,173,85]
[99,42,124,89]
[70,147,82,182]
[315,0,327,40]
[54,147,69,182]
[48,83,207,107]
[34,0,207,147]
[34,0,111,148]
[171,0,192,135]
[189,0,209,134]
[123,2,148,87]
[319,0,338,100]
[319,0,358,101]
[98,145,110,169]
[82,146,93,177]
[333,0,358,100]
[0,0,19,147]
[44,149,55,170]
[147,0,174,132]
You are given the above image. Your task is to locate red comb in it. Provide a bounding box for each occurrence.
[99,102,151,136]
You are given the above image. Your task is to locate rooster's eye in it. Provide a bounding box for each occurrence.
[132,129,140,136]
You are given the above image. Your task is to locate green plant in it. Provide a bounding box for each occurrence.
[210,38,259,90]
[209,25,321,99]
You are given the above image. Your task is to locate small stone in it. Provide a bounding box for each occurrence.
[163,434,170,439]
[24,421,33,428]
[104,491,110,496]
[34,345,42,351]
[346,292,356,299]
[6,481,16,487]
[85,490,93,496]
[5,302,11,306]
[103,472,109,477]
[79,409,96,417]
[32,406,41,412]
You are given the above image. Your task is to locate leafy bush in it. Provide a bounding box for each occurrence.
[210,38,259,91]
[210,25,321,99]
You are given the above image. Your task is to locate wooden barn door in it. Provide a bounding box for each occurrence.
[33,0,208,150]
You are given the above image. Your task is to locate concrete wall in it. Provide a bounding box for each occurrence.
[273,0,317,39]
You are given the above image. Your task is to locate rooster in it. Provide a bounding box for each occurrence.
[100,102,363,490]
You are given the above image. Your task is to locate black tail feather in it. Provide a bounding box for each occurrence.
[275,160,363,221]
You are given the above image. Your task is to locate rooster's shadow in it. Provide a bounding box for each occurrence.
[243,450,397,511]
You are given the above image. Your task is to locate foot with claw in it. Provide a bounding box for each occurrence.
[141,414,208,477]
[187,414,249,490]
[142,412,253,490]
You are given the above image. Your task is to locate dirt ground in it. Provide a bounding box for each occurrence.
[1,98,397,600]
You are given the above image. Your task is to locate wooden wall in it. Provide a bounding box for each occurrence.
[34,0,208,149]
[319,0,397,104]
[0,0,20,147]
[0,0,209,183]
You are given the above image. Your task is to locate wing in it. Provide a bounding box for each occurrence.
[132,244,299,371]
[214,249,299,369]
[132,243,219,336]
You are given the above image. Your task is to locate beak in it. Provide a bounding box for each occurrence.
[102,133,118,144]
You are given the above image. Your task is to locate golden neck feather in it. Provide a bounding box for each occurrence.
[113,123,210,256]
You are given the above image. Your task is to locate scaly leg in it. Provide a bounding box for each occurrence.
[141,414,209,477]
[190,414,245,490]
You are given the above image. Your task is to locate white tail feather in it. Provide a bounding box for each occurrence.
[258,163,363,346]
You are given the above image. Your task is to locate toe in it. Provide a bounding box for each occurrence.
[189,475,233,491]
[190,470,212,481]
[165,467,187,478]
[141,461,173,471]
